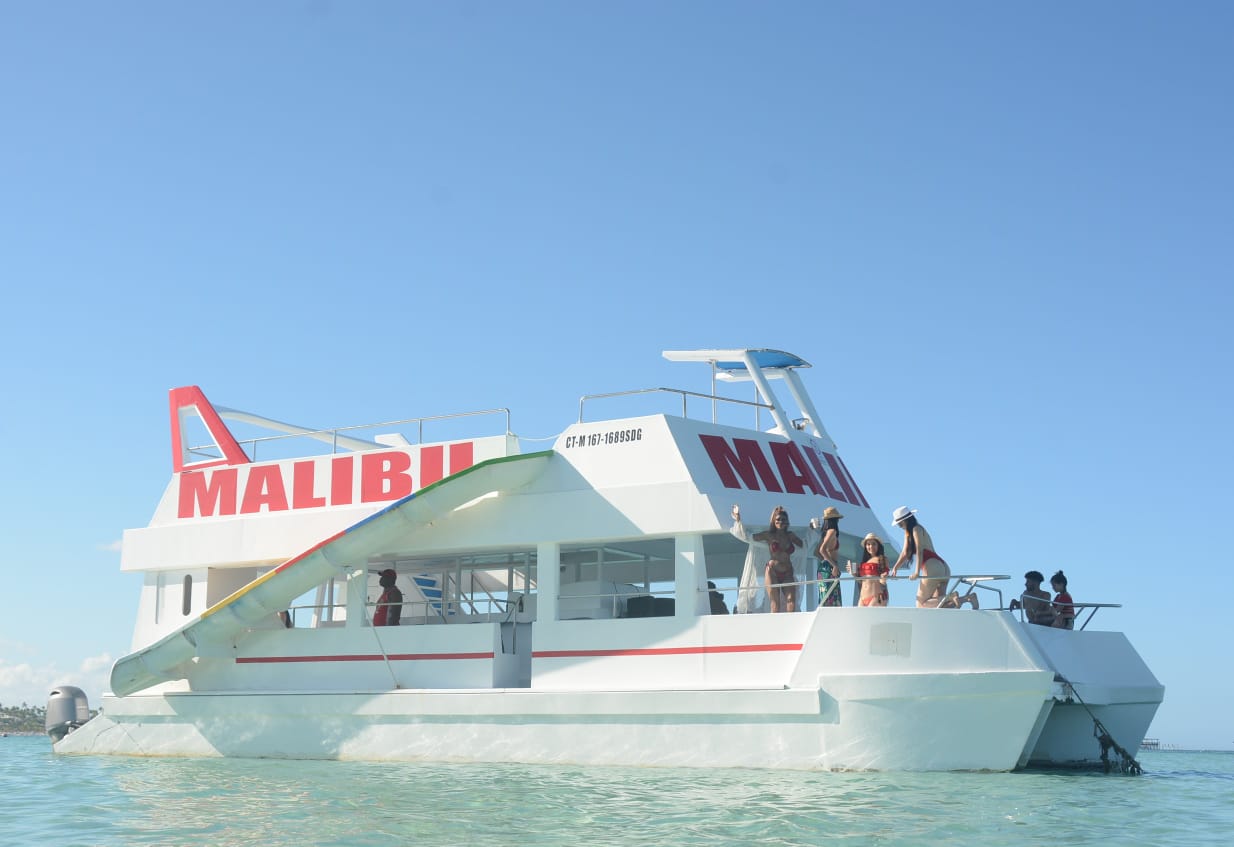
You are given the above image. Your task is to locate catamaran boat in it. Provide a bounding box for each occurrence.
[48,348,1163,771]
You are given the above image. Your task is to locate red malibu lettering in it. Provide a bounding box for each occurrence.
[178,468,238,518]
[699,435,864,507]
[698,435,783,492]
[177,445,475,518]
[360,451,413,502]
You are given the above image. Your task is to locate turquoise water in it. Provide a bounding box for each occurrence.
[2,737,1230,846]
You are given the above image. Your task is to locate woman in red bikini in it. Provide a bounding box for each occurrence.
[856,533,890,607]
[732,505,804,613]
[889,506,951,607]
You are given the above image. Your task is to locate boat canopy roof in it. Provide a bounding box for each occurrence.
[663,348,811,376]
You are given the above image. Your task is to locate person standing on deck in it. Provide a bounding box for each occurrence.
[731,505,812,613]
[856,533,890,606]
[812,506,844,607]
[372,568,403,627]
[889,506,951,607]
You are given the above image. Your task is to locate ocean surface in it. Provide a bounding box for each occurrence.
[1,737,1230,846]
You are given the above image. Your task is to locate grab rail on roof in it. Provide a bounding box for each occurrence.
[1008,593,1121,631]
[578,387,772,426]
[188,407,513,462]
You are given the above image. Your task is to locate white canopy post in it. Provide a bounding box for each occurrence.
[674,533,708,617]
[537,541,561,622]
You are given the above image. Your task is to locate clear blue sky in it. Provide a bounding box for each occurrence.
[2,2,1231,750]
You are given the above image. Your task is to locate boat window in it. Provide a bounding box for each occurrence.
[559,539,674,587]
[182,575,192,616]
[558,539,676,620]
[361,550,537,625]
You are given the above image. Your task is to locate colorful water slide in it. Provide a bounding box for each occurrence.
[109,451,553,697]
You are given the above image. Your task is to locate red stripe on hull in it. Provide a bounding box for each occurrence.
[236,652,495,664]
[533,643,803,659]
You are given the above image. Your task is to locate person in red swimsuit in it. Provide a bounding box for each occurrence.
[856,533,890,607]
[739,505,804,613]
[1050,570,1075,629]
[889,506,951,607]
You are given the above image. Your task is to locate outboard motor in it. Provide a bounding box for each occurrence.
[46,685,90,743]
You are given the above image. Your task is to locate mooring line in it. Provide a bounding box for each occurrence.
[1055,673,1143,775]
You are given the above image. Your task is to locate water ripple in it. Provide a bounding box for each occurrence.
[2,740,1229,847]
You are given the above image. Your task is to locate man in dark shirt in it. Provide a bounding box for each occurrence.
[373,569,403,626]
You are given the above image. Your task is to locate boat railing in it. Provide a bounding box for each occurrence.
[373,594,520,625]
[577,387,772,425]
[942,575,1007,610]
[1069,602,1120,630]
[287,578,1117,627]
[283,601,345,627]
[279,596,521,628]
[192,407,513,462]
[725,573,1009,611]
[1008,593,1121,631]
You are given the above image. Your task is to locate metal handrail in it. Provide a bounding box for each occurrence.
[942,575,1008,610]
[284,601,344,626]
[722,573,1015,612]
[367,595,516,624]
[1007,592,1120,630]
[291,578,1119,628]
[1071,602,1120,631]
[190,407,513,460]
[578,387,771,423]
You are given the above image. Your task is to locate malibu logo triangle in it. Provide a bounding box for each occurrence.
[169,385,251,473]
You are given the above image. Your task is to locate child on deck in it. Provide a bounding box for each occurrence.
[1050,570,1075,629]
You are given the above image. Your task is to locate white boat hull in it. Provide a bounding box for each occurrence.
[59,671,1053,771]
[57,609,1081,771]
[1019,625,1164,768]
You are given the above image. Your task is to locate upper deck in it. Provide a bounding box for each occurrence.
[123,348,892,575]
[113,348,902,690]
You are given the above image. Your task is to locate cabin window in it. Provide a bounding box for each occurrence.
[558,539,675,619]
[182,575,193,616]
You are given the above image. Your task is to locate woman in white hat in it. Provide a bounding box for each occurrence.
[889,507,951,607]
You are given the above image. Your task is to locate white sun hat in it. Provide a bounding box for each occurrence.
[891,506,918,525]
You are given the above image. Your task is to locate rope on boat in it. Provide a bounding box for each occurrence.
[1055,673,1143,775]
[365,602,401,690]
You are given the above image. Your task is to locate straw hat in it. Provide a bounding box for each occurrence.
[822,506,844,520]
[862,532,881,544]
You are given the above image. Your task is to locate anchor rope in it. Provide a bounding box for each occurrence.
[1055,673,1143,775]
[367,613,401,689]
[363,581,401,689]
